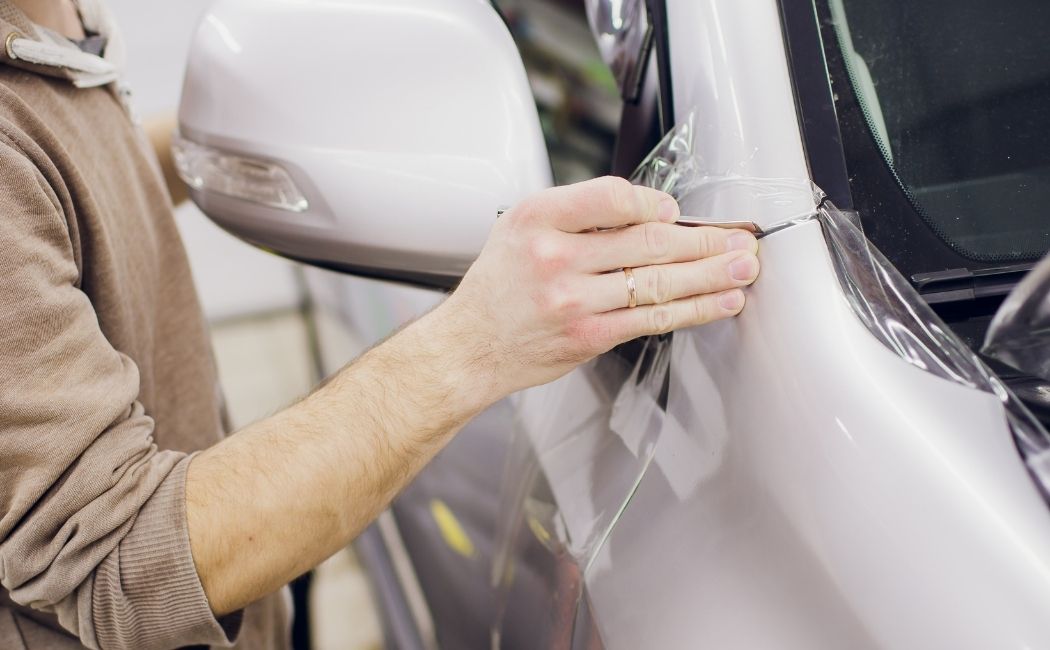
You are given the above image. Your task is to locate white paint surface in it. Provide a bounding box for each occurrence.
[107,0,303,321]
[177,0,552,281]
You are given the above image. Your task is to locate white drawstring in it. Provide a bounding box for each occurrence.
[6,34,117,88]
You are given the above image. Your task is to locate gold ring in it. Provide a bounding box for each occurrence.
[623,267,637,308]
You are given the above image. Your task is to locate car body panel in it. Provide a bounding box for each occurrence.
[572,220,1050,649]
[306,267,441,351]
[666,0,812,216]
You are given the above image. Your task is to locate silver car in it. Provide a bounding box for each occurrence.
[176,0,1050,647]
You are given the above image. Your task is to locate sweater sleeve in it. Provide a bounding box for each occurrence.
[0,142,242,648]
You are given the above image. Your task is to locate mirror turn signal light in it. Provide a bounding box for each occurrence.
[172,134,309,213]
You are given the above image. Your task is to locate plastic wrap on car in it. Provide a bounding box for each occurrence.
[819,200,1000,389]
[982,252,1050,383]
[490,337,670,647]
[634,110,1002,387]
[637,106,1050,497]
[815,197,1050,496]
[490,108,1050,646]
[630,109,818,226]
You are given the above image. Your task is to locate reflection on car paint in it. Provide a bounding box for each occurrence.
[638,107,1050,498]
[490,108,1050,648]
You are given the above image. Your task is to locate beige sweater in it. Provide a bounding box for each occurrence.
[0,3,287,649]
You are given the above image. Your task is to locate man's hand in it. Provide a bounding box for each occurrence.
[186,176,760,616]
[435,176,760,398]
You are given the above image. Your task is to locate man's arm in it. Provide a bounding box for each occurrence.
[187,177,761,614]
[0,137,234,650]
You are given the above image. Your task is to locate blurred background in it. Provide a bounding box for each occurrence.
[106,0,619,648]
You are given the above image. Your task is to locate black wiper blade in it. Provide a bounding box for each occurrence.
[912,263,1035,305]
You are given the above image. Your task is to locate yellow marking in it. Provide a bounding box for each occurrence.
[527,515,552,546]
[430,499,475,558]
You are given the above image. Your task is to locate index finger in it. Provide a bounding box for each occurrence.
[533,176,680,232]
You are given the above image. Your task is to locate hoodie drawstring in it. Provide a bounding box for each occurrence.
[5,31,116,88]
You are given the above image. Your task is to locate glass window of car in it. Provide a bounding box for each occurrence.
[827,0,1050,263]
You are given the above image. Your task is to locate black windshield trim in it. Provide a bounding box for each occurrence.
[776,0,853,209]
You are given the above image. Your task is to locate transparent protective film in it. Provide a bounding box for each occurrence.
[639,107,1050,497]
[630,108,818,227]
[819,202,998,390]
[490,338,669,647]
[815,199,1050,495]
[983,252,1050,383]
[490,107,1050,647]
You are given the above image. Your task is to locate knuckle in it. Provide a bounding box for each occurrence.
[645,267,673,305]
[526,236,568,273]
[540,282,581,316]
[695,229,720,259]
[692,295,714,325]
[648,305,675,335]
[603,176,638,218]
[642,222,671,259]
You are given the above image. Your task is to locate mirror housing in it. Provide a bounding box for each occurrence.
[177,0,552,289]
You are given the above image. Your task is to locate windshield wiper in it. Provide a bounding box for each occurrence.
[912,263,1035,305]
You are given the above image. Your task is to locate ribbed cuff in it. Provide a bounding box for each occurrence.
[89,453,243,650]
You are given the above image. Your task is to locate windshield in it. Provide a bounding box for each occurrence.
[828,0,1050,263]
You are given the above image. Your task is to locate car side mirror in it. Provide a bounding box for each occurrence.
[176,0,553,289]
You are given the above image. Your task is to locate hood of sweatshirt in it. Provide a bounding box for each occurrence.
[0,0,125,88]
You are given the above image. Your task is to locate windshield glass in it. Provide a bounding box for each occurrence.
[828,0,1050,262]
